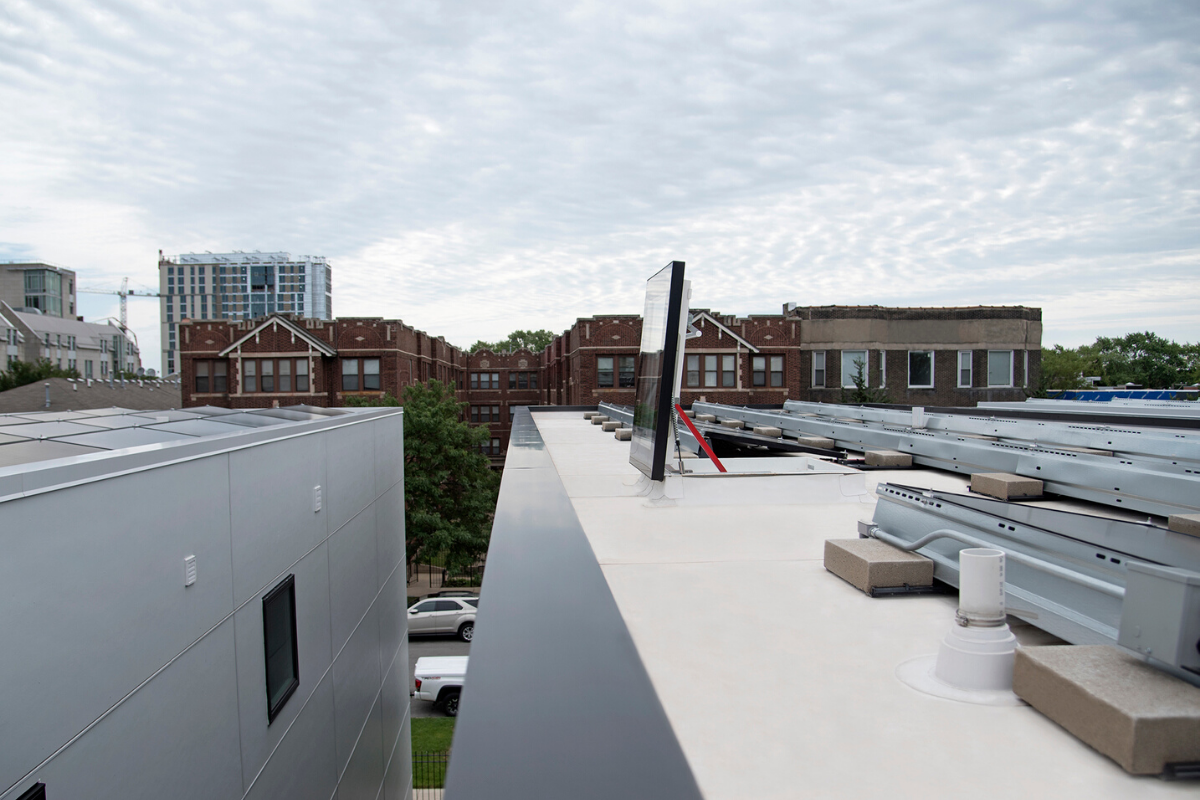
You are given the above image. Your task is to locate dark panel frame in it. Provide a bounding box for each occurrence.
[262,573,300,724]
[16,783,46,800]
[630,260,687,481]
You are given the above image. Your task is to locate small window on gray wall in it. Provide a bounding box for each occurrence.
[263,575,299,723]
[16,783,46,800]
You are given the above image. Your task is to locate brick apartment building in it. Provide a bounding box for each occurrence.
[178,314,534,463]
[180,304,1041,463]
[545,305,1042,408]
[179,314,465,408]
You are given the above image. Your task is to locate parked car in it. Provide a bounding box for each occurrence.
[407,596,478,641]
[413,656,467,716]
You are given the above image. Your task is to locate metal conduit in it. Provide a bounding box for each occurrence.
[870,526,1126,600]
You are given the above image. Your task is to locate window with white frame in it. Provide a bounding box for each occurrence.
[841,350,867,388]
[812,351,826,388]
[988,350,1013,387]
[690,354,733,388]
[752,355,785,387]
[908,351,934,388]
[958,351,973,388]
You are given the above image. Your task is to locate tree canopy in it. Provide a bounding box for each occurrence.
[1038,333,1200,392]
[0,358,81,392]
[345,381,499,568]
[397,380,499,570]
[468,329,556,354]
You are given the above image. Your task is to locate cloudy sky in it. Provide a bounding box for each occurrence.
[2,0,1197,372]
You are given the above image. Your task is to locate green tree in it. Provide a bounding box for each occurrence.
[400,380,499,571]
[0,358,81,392]
[469,329,556,354]
[1078,332,1190,388]
[840,357,891,404]
[1035,345,1090,395]
[344,392,401,407]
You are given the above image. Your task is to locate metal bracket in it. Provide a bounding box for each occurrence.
[1162,762,1200,781]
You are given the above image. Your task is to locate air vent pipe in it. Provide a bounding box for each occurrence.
[933,548,1018,692]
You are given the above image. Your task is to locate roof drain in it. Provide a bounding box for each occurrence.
[896,548,1023,706]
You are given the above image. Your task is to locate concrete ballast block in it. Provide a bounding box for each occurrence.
[683,409,696,418]
[1168,514,1200,538]
[1013,645,1200,775]
[601,421,621,431]
[590,415,610,425]
[695,414,717,422]
[823,539,934,595]
[753,426,782,438]
[789,434,835,449]
[614,428,632,441]
[720,419,745,429]
[864,449,912,467]
[972,472,1042,500]
[583,411,600,419]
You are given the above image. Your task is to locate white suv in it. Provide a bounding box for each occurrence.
[406,596,478,641]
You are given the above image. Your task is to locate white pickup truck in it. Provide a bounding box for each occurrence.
[413,656,467,717]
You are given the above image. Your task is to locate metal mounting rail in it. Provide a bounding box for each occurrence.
[691,402,1200,517]
[982,399,1200,420]
[780,400,1200,465]
[598,402,703,455]
[866,482,1200,659]
[598,402,633,426]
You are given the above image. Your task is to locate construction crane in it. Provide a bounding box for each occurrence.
[78,278,163,331]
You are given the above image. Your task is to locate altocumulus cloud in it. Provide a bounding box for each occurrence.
[0,0,1197,368]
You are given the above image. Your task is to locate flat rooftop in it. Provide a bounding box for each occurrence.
[447,408,1193,799]
[0,404,358,471]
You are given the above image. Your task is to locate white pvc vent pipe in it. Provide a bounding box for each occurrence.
[958,548,1006,626]
[932,547,1017,693]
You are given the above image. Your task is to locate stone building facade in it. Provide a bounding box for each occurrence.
[181,304,1042,463]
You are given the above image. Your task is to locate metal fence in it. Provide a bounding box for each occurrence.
[413,753,449,799]
[407,559,485,590]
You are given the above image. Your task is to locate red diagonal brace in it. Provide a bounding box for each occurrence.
[675,403,726,473]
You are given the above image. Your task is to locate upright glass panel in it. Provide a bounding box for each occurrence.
[629,261,687,482]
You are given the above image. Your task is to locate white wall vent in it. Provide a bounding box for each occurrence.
[313,485,322,513]
[183,555,197,587]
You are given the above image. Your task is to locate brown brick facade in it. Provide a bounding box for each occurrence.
[545,305,1042,407]
[181,303,1041,463]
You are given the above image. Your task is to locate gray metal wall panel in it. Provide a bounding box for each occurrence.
[380,636,409,761]
[244,675,339,800]
[229,433,329,605]
[233,542,335,790]
[0,409,407,800]
[382,713,412,800]
[375,484,405,591]
[0,458,235,793]
[376,567,407,688]
[1,619,243,800]
[443,409,703,800]
[326,420,378,534]
[337,695,385,800]
[329,505,381,654]
[333,602,383,777]
[372,416,404,497]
